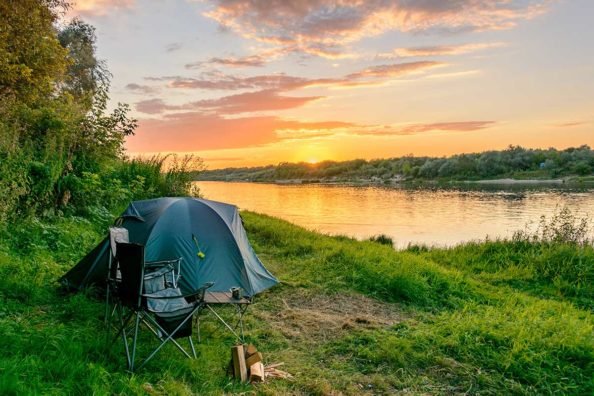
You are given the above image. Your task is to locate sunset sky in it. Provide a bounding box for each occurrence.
[71,0,594,169]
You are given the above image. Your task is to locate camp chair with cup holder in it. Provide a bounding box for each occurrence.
[110,242,213,372]
[105,227,182,324]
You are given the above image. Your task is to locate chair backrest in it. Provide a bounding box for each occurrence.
[109,227,129,257]
[116,242,145,309]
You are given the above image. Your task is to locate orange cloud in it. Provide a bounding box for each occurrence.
[127,112,495,153]
[127,114,353,152]
[203,0,550,58]
[346,61,442,79]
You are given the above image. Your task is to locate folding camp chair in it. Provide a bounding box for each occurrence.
[111,242,213,372]
[105,227,182,324]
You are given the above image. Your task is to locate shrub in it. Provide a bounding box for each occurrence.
[367,234,394,246]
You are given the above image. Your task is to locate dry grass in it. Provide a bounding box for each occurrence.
[256,287,406,343]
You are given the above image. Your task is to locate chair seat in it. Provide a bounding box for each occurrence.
[145,288,196,338]
[145,288,190,313]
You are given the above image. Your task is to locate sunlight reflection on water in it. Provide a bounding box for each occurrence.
[196,182,594,248]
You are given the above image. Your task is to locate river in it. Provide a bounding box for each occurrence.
[195,181,594,248]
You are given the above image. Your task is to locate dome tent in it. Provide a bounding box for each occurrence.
[60,197,278,297]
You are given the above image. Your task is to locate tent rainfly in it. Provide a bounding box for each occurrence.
[60,197,278,297]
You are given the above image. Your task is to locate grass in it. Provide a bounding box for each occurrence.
[0,211,593,394]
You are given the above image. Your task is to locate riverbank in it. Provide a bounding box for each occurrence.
[197,176,594,188]
[0,212,592,394]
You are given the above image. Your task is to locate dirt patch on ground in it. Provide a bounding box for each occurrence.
[256,288,407,342]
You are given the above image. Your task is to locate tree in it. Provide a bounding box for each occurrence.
[58,19,110,110]
[0,0,69,106]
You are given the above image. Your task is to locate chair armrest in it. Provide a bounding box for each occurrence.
[145,258,180,268]
[142,282,214,300]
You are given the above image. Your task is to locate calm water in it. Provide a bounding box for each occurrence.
[196,181,594,248]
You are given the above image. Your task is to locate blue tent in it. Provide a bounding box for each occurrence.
[60,197,278,297]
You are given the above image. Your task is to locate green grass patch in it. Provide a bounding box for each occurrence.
[0,211,592,394]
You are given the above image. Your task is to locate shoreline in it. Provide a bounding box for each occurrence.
[195,177,594,188]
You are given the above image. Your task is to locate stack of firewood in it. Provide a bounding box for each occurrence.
[230,344,292,383]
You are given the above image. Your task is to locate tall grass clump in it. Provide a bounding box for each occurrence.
[420,206,594,309]
[513,206,592,245]
[367,234,394,246]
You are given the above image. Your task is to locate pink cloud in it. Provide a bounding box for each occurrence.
[203,0,550,58]
[188,89,323,114]
[186,47,289,69]
[136,89,322,115]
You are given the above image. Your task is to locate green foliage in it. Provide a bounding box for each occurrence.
[0,0,69,105]
[513,206,592,245]
[367,234,394,246]
[198,145,594,182]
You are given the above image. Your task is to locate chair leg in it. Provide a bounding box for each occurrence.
[104,284,110,325]
[189,336,197,358]
[130,313,141,372]
[136,308,199,371]
[116,305,132,369]
[140,315,190,357]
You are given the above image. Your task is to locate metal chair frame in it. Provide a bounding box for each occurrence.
[109,242,212,372]
[104,227,182,324]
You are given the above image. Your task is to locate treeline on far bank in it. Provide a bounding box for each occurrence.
[0,1,198,225]
[195,145,594,183]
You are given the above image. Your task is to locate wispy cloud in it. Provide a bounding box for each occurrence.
[552,121,588,128]
[346,61,442,79]
[203,0,550,58]
[136,98,178,114]
[70,0,135,17]
[165,42,183,52]
[279,120,497,140]
[394,121,496,135]
[150,61,443,93]
[125,83,160,95]
[186,55,267,69]
[380,42,507,58]
[186,48,288,69]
